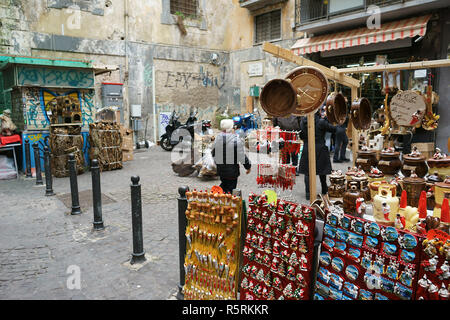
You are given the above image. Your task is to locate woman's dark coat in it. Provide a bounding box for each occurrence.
[299,113,336,176]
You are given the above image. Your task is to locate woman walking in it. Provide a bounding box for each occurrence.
[298,111,336,201]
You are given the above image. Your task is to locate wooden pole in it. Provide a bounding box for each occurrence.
[307,113,317,203]
[351,86,359,167]
[336,59,450,74]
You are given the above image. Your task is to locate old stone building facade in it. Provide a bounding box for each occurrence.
[0,0,301,142]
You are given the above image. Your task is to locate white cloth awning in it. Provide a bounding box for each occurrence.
[292,14,431,55]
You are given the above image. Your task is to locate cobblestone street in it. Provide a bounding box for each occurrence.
[0,146,348,299]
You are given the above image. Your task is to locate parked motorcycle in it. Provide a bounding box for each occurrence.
[160,110,211,151]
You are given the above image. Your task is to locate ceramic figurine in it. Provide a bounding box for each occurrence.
[395,213,406,230]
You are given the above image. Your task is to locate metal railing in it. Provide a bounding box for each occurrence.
[296,0,407,25]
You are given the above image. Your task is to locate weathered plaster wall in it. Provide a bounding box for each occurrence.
[0,0,300,142]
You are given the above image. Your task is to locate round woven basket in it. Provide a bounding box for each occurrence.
[260,79,298,117]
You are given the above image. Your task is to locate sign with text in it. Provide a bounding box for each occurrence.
[390,90,426,127]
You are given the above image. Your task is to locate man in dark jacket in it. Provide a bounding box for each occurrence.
[299,111,336,200]
[212,119,251,194]
[272,115,301,175]
[333,116,350,163]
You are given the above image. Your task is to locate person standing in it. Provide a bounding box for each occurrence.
[333,116,350,163]
[272,115,301,175]
[212,119,251,194]
[298,111,336,201]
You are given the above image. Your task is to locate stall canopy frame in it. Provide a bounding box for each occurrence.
[263,41,450,203]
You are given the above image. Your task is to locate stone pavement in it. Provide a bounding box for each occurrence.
[0,146,349,299]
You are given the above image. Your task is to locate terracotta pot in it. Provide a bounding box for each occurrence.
[326,92,347,125]
[351,97,371,130]
[427,155,450,180]
[369,181,396,200]
[356,149,378,172]
[402,176,426,208]
[343,183,361,216]
[260,79,298,117]
[378,151,402,175]
[329,175,346,198]
[402,154,428,178]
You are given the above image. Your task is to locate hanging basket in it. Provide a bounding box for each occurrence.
[351,97,371,130]
[326,92,347,125]
[260,79,298,117]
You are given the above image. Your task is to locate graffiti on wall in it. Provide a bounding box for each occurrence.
[17,66,95,88]
[162,66,226,90]
[23,87,96,130]
[156,103,217,124]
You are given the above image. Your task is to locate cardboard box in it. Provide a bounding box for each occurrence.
[122,136,134,151]
[122,151,134,162]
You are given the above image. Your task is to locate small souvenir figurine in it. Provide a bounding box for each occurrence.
[416,218,427,235]
[283,283,294,298]
[428,283,439,300]
[299,254,308,271]
[289,252,299,267]
[272,277,283,291]
[262,254,271,267]
[438,283,449,300]
[264,239,272,254]
[438,261,449,280]
[271,257,279,273]
[290,235,299,251]
[281,232,290,248]
[287,266,296,281]
[264,271,272,287]
[423,255,439,272]
[281,249,290,262]
[272,241,281,257]
[395,213,406,230]
[416,274,431,299]
[278,261,286,277]
[382,202,391,221]
[356,197,366,217]
[263,223,271,238]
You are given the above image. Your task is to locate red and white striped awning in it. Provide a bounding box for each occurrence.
[292,14,431,56]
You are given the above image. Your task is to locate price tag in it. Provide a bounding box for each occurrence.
[378,160,391,166]
[356,159,369,164]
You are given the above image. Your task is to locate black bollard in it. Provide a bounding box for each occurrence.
[130,176,146,264]
[24,139,32,178]
[177,186,189,296]
[43,146,55,196]
[91,159,104,230]
[68,153,81,215]
[32,143,43,185]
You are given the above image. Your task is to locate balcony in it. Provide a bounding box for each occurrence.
[295,0,449,34]
[239,0,288,12]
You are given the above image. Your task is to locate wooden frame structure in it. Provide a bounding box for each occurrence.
[262,41,450,203]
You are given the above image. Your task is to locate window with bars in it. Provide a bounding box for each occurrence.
[255,10,281,44]
[170,0,198,17]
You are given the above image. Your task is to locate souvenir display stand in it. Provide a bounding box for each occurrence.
[179,43,450,300]
[240,192,316,300]
[182,189,243,300]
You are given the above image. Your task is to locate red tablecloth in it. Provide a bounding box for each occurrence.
[0,134,21,147]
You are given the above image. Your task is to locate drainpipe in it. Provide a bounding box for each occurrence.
[124,0,130,130]
[152,64,157,144]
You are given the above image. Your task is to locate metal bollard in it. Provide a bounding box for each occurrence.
[130,176,146,264]
[24,139,32,178]
[177,185,189,295]
[68,153,81,215]
[32,143,43,185]
[43,146,55,196]
[91,159,104,230]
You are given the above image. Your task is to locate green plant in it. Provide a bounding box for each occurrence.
[174,11,185,19]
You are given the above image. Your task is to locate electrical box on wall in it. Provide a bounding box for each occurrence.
[131,104,142,118]
[101,82,124,123]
